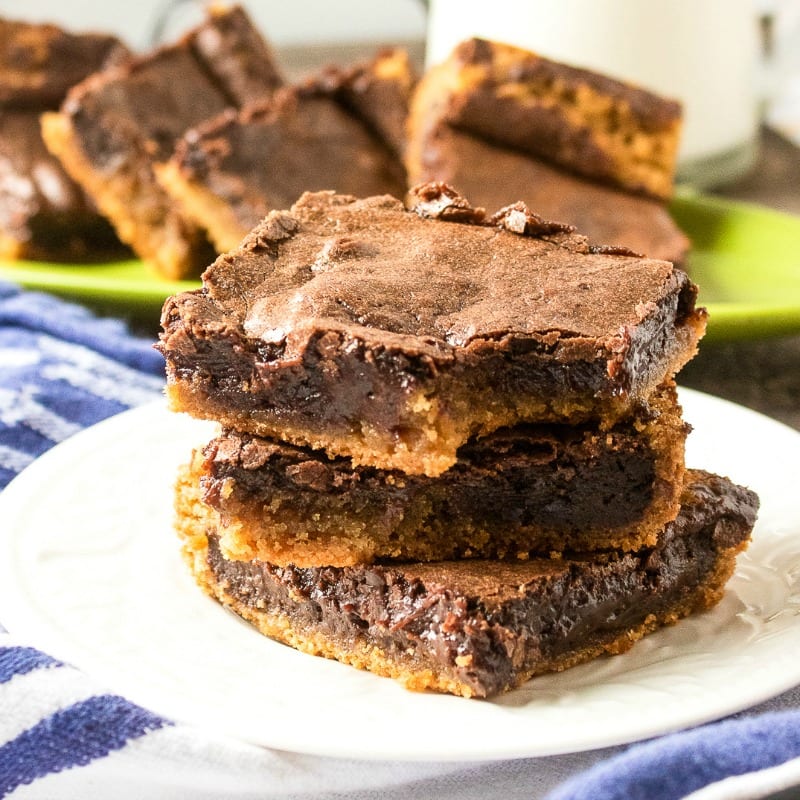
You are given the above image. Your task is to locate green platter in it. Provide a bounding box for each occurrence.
[670,191,800,340]
[1,192,798,340]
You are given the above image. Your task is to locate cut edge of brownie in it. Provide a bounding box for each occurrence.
[176,469,757,698]
[154,148,247,256]
[41,106,214,280]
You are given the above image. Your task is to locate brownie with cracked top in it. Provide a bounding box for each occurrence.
[176,469,757,698]
[0,17,127,109]
[189,384,688,566]
[409,122,689,265]
[0,110,123,261]
[0,16,128,261]
[156,49,414,254]
[159,183,706,476]
[406,38,689,263]
[40,5,283,280]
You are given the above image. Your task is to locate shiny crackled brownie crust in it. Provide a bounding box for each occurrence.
[410,38,682,201]
[40,5,282,280]
[156,74,408,254]
[406,120,689,265]
[159,184,706,476]
[185,384,687,566]
[177,470,757,698]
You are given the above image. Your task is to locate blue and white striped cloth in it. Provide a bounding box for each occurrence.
[2,280,800,800]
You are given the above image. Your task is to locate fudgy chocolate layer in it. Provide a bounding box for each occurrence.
[195,470,757,697]
[160,184,706,475]
[196,384,687,565]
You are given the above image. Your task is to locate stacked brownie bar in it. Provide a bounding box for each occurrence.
[41,5,283,279]
[155,48,415,254]
[406,38,690,264]
[159,183,757,698]
[0,17,129,261]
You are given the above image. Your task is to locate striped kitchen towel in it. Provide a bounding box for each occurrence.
[2,280,800,800]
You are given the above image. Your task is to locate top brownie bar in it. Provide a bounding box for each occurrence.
[159,183,706,476]
[418,38,682,200]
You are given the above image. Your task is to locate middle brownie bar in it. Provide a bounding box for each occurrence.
[186,384,686,566]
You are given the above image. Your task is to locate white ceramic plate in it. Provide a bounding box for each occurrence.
[1,389,799,762]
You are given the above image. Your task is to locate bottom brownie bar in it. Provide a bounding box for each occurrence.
[176,470,757,698]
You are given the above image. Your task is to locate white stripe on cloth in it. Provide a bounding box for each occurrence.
[5,724,475,800]
[0,387,82,442]
[0,667,99,748]
[36,335,164,404]
[682,755,800,800]
[0,348,41,369]
[0,445,34,474]
[39,362,162,409]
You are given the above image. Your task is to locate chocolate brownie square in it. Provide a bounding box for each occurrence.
[41,5,283,279]
[156,49,414,253]
[409,122,689,264]
[406,38,689,263]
